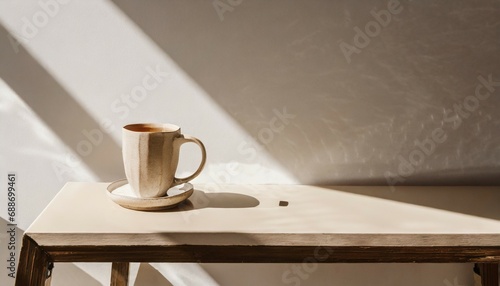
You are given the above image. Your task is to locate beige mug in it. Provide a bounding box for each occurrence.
[122,123,206,198]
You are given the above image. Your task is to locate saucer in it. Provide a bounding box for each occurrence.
[107,179,194,211]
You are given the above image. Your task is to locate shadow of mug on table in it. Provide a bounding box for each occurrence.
[167,189,260,212]
[122,123,206,198]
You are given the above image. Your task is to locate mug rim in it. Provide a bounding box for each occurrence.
[123,123,180,133]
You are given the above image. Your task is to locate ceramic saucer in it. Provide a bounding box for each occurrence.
[107,179,194,211]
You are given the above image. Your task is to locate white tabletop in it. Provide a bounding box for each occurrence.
[27,183,500,235]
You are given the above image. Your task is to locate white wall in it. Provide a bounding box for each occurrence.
[0,0,499,285]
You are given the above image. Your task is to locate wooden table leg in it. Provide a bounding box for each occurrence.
[15,235,53,286]
[111,262,129,286]
[479,263,499,286]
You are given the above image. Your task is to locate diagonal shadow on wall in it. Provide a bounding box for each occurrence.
[110,0,500,185]
[134,263,173,286]
[0,24,123,181]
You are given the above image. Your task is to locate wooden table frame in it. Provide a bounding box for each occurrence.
[16,233,499,285]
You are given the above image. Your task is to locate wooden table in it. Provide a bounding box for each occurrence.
[16,183,500,285]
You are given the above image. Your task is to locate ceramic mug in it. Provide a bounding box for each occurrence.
[122,123,206,198]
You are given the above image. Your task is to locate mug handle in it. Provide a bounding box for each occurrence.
[173,135,207,186]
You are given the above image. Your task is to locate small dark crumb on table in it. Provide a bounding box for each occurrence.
[279,201,289,207]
